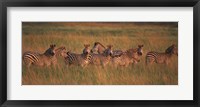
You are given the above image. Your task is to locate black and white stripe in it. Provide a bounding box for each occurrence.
[23,44,56,67]
[23,51,40,64]
[146,44,178,65]
[65,52,92,67]
[65,44,92,67]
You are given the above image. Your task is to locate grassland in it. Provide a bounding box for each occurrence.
[22,22,178,85]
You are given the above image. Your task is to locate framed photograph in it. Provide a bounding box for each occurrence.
[0,0,199,107]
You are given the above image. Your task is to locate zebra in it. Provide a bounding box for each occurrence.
[52,46,68,67]
[90,45,114,67]
[55,46,67,58]
[146,44,178,65]
[23,44,58,68]
[91,42,123,57]
[65,44,92,67]
[91,42,106,54]
[111,45,144,67]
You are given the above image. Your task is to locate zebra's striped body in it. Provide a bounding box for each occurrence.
[65,52,93,67]
[146,44,178,65]
[23,44,57,67]
[65,44,92,67]
[111,45,144,67]
[90,45,114,67]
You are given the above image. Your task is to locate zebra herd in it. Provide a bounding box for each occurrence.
[22,42,178,68]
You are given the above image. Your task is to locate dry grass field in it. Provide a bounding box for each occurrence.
[22,22,178,85]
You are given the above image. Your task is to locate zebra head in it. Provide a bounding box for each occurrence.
[83,44,91,55]
[91,42,106,54]
[103,45,113,57]
[125,48,140,63]
[165,44,178,56]
[44,44,56,56]
[137,45,144,56]
[55,46,67,57]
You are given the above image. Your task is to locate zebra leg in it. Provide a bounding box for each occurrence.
[101,62,107,69]
[52,62,57,69]
[79,63,85,68]
[147,57,154,65]
[25,62,32,68]
[52,59,58,69]
[64,58,73,67]
[165,59,169,65]
[125,63,129,67]
[23,58,31,68]
[113,63,118,68]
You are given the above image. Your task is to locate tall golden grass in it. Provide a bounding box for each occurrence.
[22,22,178,85]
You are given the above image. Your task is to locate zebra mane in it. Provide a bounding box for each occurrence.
[94,42,106,49]
[44,48,54,57]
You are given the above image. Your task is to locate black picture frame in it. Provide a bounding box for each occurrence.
[0,0,199,107]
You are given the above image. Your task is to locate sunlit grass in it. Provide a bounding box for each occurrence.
[22,22,178,85]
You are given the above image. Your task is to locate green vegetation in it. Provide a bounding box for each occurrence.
[22,22,178,85]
